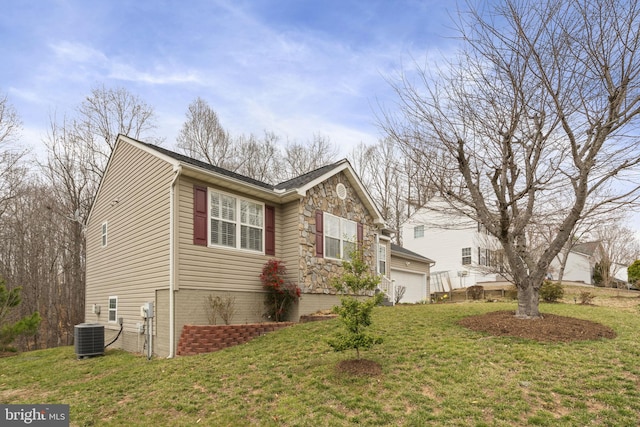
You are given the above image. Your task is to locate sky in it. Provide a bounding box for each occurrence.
[0,0,460,155]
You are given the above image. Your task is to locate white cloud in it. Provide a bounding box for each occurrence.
[49,41,108,64]
[108,63,203,85]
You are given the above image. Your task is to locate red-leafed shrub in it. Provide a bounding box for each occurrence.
[260,259,301,322]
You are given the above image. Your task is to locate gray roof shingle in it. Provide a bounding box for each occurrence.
[137,138,347,192]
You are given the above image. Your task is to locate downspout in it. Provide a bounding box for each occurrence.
[167,165,182,358]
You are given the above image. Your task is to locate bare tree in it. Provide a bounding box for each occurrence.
[283,134,339,180]
[176,97,235,169]
[75,85,158,180]
[0,93,26,215]
[349,138,433,244]
[235,131,284,183]
[0,179,70,349]
[383,0,640,318]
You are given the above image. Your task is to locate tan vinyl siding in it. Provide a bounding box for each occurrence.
[85,141,174,348]
[176,177,278,292]
[278,200,301,286]
[390,255,431,273]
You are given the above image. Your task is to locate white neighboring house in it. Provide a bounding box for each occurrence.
[401,204,504,290]
[550,241,629,285]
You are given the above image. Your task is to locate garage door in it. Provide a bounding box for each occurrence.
[390,269,427,303]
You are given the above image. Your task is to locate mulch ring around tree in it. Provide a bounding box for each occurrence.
[458,310,617,342]
[336,359,382,376]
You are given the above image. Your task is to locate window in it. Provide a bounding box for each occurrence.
[462,247,472,265]
[479,247,486,266]
[101,222,108,247]
[108,296,117,323]
[414,225,425,239]
[324,213,357,260]
[378,244,387,275]
[210,190,263,252]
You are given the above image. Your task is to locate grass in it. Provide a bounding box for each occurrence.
[2,293,640,426]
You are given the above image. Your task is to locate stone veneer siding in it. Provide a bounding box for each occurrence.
[299,173,377,293]
[176,323,294,356]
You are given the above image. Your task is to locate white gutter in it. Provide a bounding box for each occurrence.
[167,165,182,358]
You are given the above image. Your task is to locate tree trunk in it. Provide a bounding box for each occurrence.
[515,284,541,319]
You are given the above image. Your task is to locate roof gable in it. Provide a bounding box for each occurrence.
[103,135,384,225]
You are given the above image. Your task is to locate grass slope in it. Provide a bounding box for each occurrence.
[2,300,640,426]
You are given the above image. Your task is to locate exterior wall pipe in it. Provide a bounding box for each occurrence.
[167,165,181,358]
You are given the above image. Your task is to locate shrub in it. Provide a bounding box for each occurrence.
[539,280,564,302]
[394,285,406,304]
[579,291,596,305]
[260,259,300,322]
[505,286,518,300]
[205,294,237,325]
[467,285,484,300]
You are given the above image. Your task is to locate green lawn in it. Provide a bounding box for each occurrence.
[2,300,640,426]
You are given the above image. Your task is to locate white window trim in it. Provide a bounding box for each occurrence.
[414,225,424,239]
[208,188,265,253]
[108,296,118,323]
[462,247,472,265]
[378,244,387,275]
[101,221,108,248]
[324,212,357,260]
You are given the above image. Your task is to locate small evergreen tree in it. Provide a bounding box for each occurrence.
[539,280,564,303]
[593,261,610,287]
[0,280,41,351]
[328,249,383,359]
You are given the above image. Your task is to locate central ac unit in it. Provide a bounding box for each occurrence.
[74,323,105,359]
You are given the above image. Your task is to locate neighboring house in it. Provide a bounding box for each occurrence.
[550,242,601,284]
[401,202,504,290]
[85,135,432,357]
[550,241,629,286]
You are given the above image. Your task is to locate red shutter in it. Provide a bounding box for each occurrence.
[265,205,275,256]
[315,210,324,258]
[193,186,208,246]
[357,223,364,249]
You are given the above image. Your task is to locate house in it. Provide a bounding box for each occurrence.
[85,135,433,357]
[550,241,629,286]
[549,242,600,284]
[401,202,504,291]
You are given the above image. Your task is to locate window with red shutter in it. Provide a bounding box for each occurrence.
[193,185,208,246]
[265,205,275,256]
[315,210,323,257]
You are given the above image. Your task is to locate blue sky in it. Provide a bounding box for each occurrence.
[0,0,459,153]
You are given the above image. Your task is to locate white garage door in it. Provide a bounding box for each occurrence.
[390,269,427,303]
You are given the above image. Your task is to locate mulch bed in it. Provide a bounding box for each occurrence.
[458,310,617,342]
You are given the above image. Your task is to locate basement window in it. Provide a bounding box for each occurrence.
[108,296,118,323]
